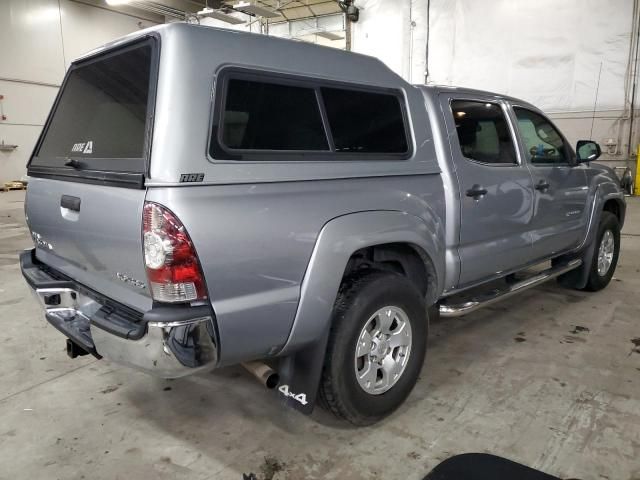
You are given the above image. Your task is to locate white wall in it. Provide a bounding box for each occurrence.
[352,0,640,164]
[0,0,157,184]
[353,0,635,110]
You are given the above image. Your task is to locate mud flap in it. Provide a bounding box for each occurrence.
[275,331,330,415]
[555,236,597,290]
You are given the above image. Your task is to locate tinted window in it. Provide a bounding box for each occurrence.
[221,79,328,151]
[36,44,152,162]
[514,107,568,165]
[451,100,517,164]
[321,87,408,153]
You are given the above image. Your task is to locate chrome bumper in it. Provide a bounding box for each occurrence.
[21,248,218,378]
[32,287,217,378]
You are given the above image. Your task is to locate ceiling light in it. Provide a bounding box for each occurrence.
[105,0,133,5]
[295,28,345,40]
[315,31,344,40]
[197,7,245,24]
[233,1,279,18]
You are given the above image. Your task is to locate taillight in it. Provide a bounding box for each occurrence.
[142,202,207,303]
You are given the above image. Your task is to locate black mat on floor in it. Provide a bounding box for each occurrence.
[424,453,562,480]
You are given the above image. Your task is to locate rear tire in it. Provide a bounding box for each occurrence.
[582,211,620,291]
[318,271,428,426]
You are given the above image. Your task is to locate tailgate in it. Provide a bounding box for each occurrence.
[26,178,151,311]
[24,37,158,312]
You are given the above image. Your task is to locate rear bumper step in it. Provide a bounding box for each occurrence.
[21,249,218,378]
[439,259,583,318]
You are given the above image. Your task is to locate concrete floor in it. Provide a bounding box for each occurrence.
[1,189,639,480]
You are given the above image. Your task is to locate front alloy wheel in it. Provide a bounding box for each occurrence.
[597,229,615,276]
[583,211,620,291]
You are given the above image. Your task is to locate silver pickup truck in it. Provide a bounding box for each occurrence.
[21,23,625,426]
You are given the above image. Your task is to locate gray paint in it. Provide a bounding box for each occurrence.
[25,177,152,313]
[146,175,445,365]
[23,23,625,371]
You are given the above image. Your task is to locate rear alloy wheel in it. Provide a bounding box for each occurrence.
[355,306,413,395]
[319,271,428,426]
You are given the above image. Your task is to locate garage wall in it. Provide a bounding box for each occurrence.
[0,0,157,184]
[352,0,640,168]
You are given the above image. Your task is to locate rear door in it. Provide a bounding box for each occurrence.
[510,106,588,259]
[25,38,158,311]
[440,94,535,287]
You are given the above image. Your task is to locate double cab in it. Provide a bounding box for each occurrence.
[21,23,625,425]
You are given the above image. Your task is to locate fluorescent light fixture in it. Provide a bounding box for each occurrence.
[105,0,132,5]
[233,1,280,18]
[315,31,345,40]
[295,28,345,40]
[197,7,245,24]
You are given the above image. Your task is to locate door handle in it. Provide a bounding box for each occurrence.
[465,184,488,199]
[64,158,82,169]
[534,180,550,192]
[61,195,81,212]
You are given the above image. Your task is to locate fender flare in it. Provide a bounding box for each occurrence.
[275,210,444,414]
[580,181,625,250]
[558,182,625,289]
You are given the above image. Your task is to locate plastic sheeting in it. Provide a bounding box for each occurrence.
[352,0,636,112]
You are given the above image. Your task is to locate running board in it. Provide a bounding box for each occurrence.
[439,259,582,318]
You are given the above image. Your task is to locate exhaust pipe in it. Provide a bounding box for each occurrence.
[241,361,279,389]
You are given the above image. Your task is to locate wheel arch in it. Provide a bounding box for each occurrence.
[341,242,439,306]
[581,182,625,249]
[602,197,625,225]
[274,210,444,414]
[281,210,444,354]
[558,185,625,290]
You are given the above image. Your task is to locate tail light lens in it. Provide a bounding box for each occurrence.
[142,202,207,303]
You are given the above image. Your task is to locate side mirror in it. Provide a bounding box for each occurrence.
[576,140,601,163]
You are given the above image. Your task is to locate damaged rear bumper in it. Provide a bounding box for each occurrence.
[20,249,218,378]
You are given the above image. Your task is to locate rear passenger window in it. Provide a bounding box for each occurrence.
[321,87,408,153]
[451,100,517,165]
[221,79,329,151]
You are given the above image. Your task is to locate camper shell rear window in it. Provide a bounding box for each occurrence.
[29,37,158,185]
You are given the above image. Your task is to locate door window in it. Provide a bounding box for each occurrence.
[450,100,517,165]
[514,107,569,165]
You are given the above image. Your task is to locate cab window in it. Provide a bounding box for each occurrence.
[514,107,568,165]
[451,100,517,165]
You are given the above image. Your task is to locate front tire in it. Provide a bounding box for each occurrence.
[318,271,428,426]
[583,211,620,291]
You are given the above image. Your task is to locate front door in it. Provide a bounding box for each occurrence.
[440,95,535,287]
[510,106,588,259]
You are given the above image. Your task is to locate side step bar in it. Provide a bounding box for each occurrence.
[440,259,582,318]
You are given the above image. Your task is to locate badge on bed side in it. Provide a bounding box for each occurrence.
[179,173,205,183]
